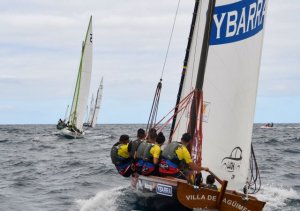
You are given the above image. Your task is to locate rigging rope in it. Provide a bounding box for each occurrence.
[248,144,262,194]
[146,0,181,131]
[191,90,203,167]
[146,80,162,132]
[160,0,181,80]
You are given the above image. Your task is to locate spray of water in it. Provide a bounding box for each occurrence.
[256,184,299,211]
[76,186,126,211]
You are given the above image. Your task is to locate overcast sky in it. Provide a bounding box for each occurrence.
[0,0,299,124]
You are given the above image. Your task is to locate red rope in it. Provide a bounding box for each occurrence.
[154,90,194,132]
[151,89,204,166]
[190,90,204,167]
[168,95,193,143]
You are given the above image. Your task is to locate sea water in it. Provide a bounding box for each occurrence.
[0,124,299,211]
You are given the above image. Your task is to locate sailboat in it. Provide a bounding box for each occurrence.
[132,0,268,210]
[84,95,95,126]
[60,16,93,139]
[260,122,274,128]
[83,77,103,128]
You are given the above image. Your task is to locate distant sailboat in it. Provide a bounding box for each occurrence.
[84,77,103,128]
[60,16,93,139]
[84,95,94,125]
[261,122,274,128]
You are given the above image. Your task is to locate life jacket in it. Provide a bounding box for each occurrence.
[128,139,142,158]
[136,142,148,159]
[136,142,154,161]
[161,141,182,164]
[110,142,130,166]
[142,143,154,162]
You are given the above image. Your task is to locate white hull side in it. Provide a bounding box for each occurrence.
[60,128,85,139]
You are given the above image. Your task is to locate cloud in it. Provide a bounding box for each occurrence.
[0,105,15,111]
[0,0,299,123]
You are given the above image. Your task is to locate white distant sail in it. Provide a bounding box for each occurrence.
[90,77,103,127]
[83,77,103,128]
[87,94,95,124]
[172,0,268,190]
[68,16,93,132]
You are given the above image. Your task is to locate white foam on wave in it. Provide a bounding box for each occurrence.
[76,186,125,211]
[91,135,112,140]
[32,136,40,142]
[255,184,299,211]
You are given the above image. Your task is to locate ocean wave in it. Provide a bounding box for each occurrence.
[264,157,280,163]
[256,185,299,211]
[47,187,73,194]
[283,173,299,179]
[29,144,56,151]
[90,134,113,140]
[76,186,127,211]
[283,148,300,154]
[265,138,279,144]
[38,144,57,149]
[12,160,34,167]
[285,137,300,143]
[285,198,300,208]
[80,181,93,187]
[11,175,38,188]
[63,160,84,167]
[1,124,299,211]
[30,136,40,142]
[6,128,27,134]
[0,139,10,143]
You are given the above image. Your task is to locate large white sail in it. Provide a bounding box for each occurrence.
[69,16,93,131]
[91,77,103,127]
[172,0,268,190]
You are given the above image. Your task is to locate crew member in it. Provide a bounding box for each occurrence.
[110,134,132,177]
[135,128,157,174]
[159,133,208,180]
[205,174,218,190]
[128,128,146,158]
[141,132,165,176]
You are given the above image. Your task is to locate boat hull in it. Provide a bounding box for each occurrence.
[177,182,266,210]
[133,175,265,211]
[60,128,84,139]
[260,126,273,129]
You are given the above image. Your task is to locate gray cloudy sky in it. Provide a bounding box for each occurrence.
[0,0,299,124]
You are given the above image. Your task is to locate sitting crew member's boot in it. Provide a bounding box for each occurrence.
[195,172,203,186]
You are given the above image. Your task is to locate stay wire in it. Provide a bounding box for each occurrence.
[160,0,181,80]
[147,0,181,131]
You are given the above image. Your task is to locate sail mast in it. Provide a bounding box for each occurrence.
[170,0,201,140]
[189,0,216,136]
